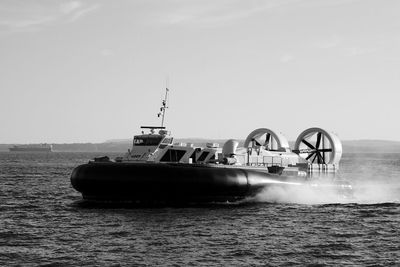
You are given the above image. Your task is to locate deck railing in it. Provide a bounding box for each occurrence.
[234,155,286,167]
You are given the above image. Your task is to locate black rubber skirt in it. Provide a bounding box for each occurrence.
[71,162,277,203]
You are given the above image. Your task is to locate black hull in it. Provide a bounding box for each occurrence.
[71,162,299,203]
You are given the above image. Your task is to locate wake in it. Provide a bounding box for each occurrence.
[250,180,400,205]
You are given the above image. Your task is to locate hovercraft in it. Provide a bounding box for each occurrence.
[71,89,352,203]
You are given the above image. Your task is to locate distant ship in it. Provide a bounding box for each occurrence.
[9,144,53,152]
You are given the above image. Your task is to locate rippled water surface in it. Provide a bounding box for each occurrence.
[1,152,399,266]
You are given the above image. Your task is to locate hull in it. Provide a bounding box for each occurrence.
[71,162,313,203]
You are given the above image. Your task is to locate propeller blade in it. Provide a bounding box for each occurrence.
[306,152,315,160]
[312,153,318,163]
[319,149,333,152]
[316,152,322,164]
[253,138,262,146]
[320,152,327,164]
[265,133,271,147]
[320,153,326,164]
[316,132,322,149]
[302,139,315,149]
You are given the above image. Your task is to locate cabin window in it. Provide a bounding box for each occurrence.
[197,151,210,162]
[161,137,173,144]
[134,138,144,145]
[134,136,163,146]
[160,149,186,162]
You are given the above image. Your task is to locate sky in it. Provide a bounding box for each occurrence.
[0,0,400,143]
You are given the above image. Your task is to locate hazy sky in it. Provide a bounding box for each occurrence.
[1,0,399,143]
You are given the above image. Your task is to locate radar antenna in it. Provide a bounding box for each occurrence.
[157,87,169,127]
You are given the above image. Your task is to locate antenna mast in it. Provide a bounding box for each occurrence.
[157,87,169,128]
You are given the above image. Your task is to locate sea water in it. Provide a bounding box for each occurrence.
[0,152,399,266]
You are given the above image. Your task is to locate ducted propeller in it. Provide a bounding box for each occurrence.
[244,128,290,152]
[293,128,342,165]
